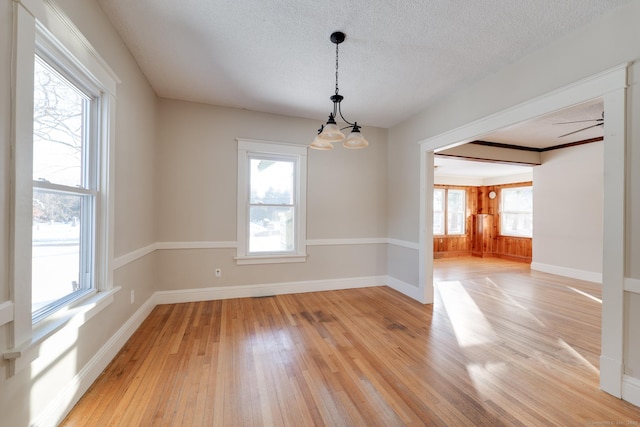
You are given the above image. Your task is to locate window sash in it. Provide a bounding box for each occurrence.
[433,188,466,236]
[31,47,99,322]
[236,139,307,264]
[500,187,533,237]
[247,154,298,255]
[446,189,466,235]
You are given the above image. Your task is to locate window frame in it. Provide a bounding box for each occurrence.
[31,48,101,322]
[236,139,307,265]
[6,0,118,369]
[499,185,533,238]
[433,187,467,236]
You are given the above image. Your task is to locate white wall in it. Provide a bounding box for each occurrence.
[532,142,604,282]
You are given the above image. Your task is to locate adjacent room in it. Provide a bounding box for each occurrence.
[2,1,640,426]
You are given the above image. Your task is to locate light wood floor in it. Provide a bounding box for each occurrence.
[62,257,640,426]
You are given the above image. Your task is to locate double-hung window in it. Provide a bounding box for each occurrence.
[7,0,117,361]
[236,139,307,264]
[500,186,533,237]
[433,188,466,235]
[31,52,100,321]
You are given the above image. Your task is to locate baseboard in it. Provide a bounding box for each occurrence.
[622,375,640,407]
[600,355,623,398]
[531,262,602,284]
[155,276,387,305]
[492,253,531,263]
[434,251,472,259]
[386,276,423,301]
[34,297,156,427]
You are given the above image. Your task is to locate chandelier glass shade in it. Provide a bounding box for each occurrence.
[309,32,368,150]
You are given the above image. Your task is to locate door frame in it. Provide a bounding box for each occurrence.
[416,64,628,398]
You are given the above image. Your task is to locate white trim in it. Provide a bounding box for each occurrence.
[417,63,629,152]
[416,64,628,399]
[113,243,157,270]
[156,241,237,250]
[387,239,420,251]
[234,254,307,265]
[600,355,624,399]
[530,262,602,284]
[236,138,308,265]
[31,292,155,427]
[386,276,422,301]
[9,0,118,358]
[4,288,120,375]
[624,278,640,294]
[307,238,387,246]
[155,276,386,305]
[0,301,14,326]
[622,375,640,408]
[111,239,400,271]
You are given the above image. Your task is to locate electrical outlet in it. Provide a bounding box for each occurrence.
[130,290,135,304]
[215,268,222,278]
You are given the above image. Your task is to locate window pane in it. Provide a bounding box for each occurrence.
[33,55,89,187]
[250,158,294,205]
[447,189,466,234]
[433,189,445,235]
[502,187,533,212]
[501,213,533,237]
[501,186,533,237]
[32,189,88,314]
[249,206,295,253]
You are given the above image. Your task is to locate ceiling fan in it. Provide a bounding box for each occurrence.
[554,111,604,138]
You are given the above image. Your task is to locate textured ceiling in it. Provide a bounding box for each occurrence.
[97,0,629,129]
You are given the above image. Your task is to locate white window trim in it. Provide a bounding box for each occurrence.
[500,186,533,238]
[5,0,118,374]
[433,187,466,236]
[236,139,307,265]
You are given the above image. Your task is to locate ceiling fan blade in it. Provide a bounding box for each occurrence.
[558,123,603,138]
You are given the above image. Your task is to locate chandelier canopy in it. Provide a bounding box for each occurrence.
[310,32,369,150]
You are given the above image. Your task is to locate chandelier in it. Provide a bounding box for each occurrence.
[310,31,369,150]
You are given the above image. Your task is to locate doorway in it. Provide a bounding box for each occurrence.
[416,65,627,398]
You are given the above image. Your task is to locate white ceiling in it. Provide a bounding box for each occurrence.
[97,0,629,129]
[480,98,604,149]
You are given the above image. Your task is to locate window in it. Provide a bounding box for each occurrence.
[500,186,533,237]
[9,0,117,356]
[31,53,99,321]
[237,139,307,264]
[433,188,466,235]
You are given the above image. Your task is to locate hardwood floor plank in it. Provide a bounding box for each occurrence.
[61,257,640,426]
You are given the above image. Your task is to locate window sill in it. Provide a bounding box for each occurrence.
[3,287,120,375]
[235,254,307,265]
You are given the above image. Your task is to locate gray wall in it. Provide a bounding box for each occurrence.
[155,99,388,290]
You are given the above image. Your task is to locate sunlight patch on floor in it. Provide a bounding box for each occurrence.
[485,278,546,327]
[566,286,602,304]
[558,338,599,374]
[437,280,497,348]
[466,361,508,397]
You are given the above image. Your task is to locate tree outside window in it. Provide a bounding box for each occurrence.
[32,53,97,320]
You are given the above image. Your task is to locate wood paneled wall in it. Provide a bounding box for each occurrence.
[434,182,532,263]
